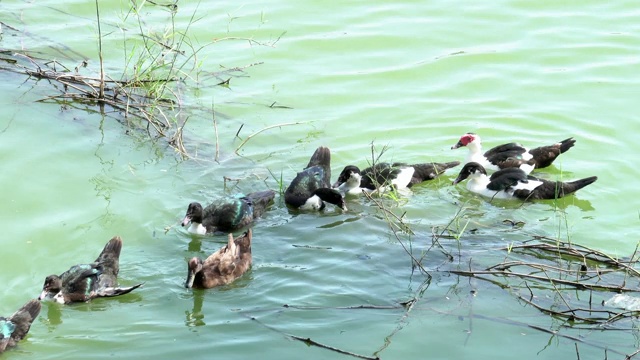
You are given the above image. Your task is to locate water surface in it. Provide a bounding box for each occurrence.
[1,1,638,359]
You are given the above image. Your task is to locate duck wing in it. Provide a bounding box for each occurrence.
[57,266,102,303]
[408,161,460,185]
[359,163,402,190]
[245,190,276,218]
[487,168,529,191]
[483,142,526,158]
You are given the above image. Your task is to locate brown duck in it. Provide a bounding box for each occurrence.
[0,299,41,353]
[185,229,253,289]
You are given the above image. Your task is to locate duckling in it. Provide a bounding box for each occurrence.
[0,299,41,353]
[185,229,253,289]
[38,236,143,304]
[182,190,275,235]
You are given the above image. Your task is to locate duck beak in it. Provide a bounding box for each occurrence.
[451,141,463,150]
[185,271,196,288]
[38,290,49,301]
[332,180,342,188]
[181,215,191,227]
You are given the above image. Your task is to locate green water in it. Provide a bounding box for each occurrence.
[1,1,638,359]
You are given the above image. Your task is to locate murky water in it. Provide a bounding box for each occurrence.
[1,1,638,359]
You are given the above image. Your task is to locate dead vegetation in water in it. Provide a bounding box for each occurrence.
[0,2,286,160]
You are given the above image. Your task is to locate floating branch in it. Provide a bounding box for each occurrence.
[449,237,640,325]
[234,121,311,155]
[242,311,381,360]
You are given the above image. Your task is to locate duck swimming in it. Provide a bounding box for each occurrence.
[0,299,40,353]
[333,161,460,195]
[38,236,143,304]
[452,162,597,201]
[185,229,253,289]
[284,146,346,211]
[182,190,275,235]
[452,133,575,174]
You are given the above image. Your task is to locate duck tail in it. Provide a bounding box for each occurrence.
[96,283,144,298]
[562,176,597,195]
[434,161,461,173]
[234,229,252,254]
[409,161,461,184]
[96,236,123,276]
[305,146,331,169]
[559,137,576,154]
[7,299,41,343]
[528,137,576,169]
[246,190,276,217]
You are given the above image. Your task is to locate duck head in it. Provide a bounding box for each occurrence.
[185,257,204,288]
[313,188,347,211]
[38,275,62,301]
[452,162,487,185]
[451,133,480,150]
[332,165,361,188]
[182,202,204,227]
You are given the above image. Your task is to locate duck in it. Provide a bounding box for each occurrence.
[182,189,276,235]
[185,229,253,289]
[284,146,347,211]
[0,299,41,353]
[451,133,576,174]
[38,236,143,304]
[452,162,597,200]
[333,161,460,195]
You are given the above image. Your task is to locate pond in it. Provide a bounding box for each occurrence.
[0,1,638,359]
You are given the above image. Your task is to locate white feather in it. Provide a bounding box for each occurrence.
[391,166,415,189]
[187,222,207,235]
[336,172,364,195]
[300,195,323,210]
[464,171,541,200]
[510,178,543,192]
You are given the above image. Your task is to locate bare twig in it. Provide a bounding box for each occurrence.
[234,121,311,154]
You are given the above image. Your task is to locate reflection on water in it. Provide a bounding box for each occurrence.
[40,302,63,332]
[187,237,202,253]
[185,291,206,329]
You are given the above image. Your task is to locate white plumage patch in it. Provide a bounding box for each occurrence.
[509,178,543,192]
[336,172,364,195]
[391,166,415,189]
[464,171,542,200]
[187,222,207,235]
[300,195,323,210]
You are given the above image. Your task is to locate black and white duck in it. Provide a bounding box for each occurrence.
[284,146,346,211]
[182,190,275,235]
[333,161,460,195]
[452,162,597,200]
[0,299,40,353]
[186,229,253,289]
[38,236,143,304]
[451,133,576,174]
